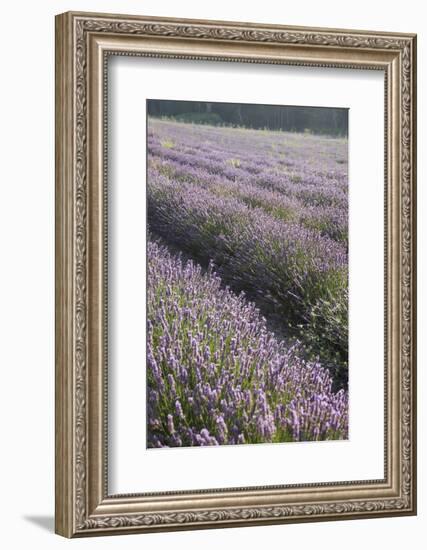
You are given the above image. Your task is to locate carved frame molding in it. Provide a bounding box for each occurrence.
[55,11,416,537]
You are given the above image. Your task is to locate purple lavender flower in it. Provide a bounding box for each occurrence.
[146,239,348,448]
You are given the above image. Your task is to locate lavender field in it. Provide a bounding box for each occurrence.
[146,112,349,448]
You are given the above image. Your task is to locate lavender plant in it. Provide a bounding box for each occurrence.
[147,239,348,447]
[147,168,348,379]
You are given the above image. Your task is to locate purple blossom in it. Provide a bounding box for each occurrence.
[146,239,348,448]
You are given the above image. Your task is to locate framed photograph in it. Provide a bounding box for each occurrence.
[55,11,417,537]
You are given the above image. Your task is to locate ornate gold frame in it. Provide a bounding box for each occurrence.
[55,11,417,538]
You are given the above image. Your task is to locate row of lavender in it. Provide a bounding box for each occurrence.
[147,120,349,380]
[148,120,348,244]
[147,239,348,447]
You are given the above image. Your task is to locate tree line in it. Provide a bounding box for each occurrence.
[147,99,348,137]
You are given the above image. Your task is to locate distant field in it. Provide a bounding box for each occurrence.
[146,118,349,448]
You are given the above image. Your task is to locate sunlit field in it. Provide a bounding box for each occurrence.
[146,116,348,448]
